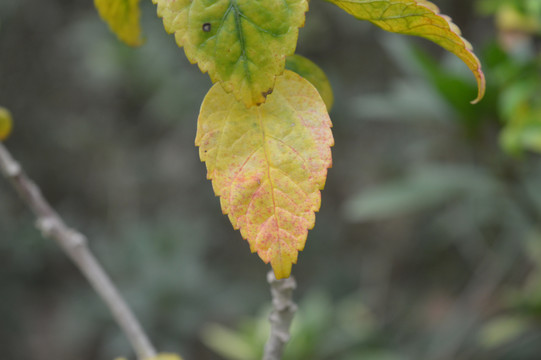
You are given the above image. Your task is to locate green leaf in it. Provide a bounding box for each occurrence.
[115,354,184,360]
[495,3,541,34]
[478,316,530,349]
[324,0,486,104]
[478,0,541,34]
[286,55,334,111]
[499,77,541,154]
[147,355,184,360]
[0,107,13,141]
[94,0,143,46]
[501,114,541,155]
[200,323,259,360]
[152,0,308,107]
[195,71,333,278]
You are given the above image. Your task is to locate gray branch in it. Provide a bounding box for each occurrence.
[0,142,157,360]
[263,271,297,360]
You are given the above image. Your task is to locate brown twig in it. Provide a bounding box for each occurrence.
[0,142,157,360]
[263,271,297,360]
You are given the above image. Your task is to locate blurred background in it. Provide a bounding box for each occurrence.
[2,0,541,359]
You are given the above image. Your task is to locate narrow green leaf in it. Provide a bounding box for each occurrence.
[115,354,184,360]
[200,324,258,360]
[479,316,530,349]
[343,166,498,221]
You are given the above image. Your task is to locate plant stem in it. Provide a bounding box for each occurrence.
[263,271,297,360]
[0,142,157,360]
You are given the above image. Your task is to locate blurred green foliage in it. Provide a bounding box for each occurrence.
[478,0,541,32]
[477,0,541,154]
[201,291,403,360]
[3,0,541,360]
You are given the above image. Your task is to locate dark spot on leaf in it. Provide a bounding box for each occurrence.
[202,23,211,32]
[262,89,273,99]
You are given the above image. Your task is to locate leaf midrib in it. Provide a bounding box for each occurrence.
[256,107,280,237]
[231,0,252,86]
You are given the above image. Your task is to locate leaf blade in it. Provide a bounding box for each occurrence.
[153,0,308,107]
[325,0,486,104]
[286,55,334,111]
[94,0,143,46]
[0,107,13,141]
[196,71,333,278]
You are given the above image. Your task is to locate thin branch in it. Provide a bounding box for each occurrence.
[263,271,297,360]
[0,142,157,360]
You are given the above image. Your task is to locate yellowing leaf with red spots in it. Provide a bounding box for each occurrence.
[152,0,308,107]
[196,71,333,279]
[95,0,142,46]
[325,0,486,104]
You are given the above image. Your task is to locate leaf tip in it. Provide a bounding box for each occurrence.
[326,0,486,105]
[271,258,293,280]
[470,66,487,104]
[94,0,143,47]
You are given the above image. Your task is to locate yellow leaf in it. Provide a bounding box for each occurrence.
[152,0,308,107]
[95,0,143,46]
[196,70,334,279]
[325,0,486,104]
[0,107,13,141]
